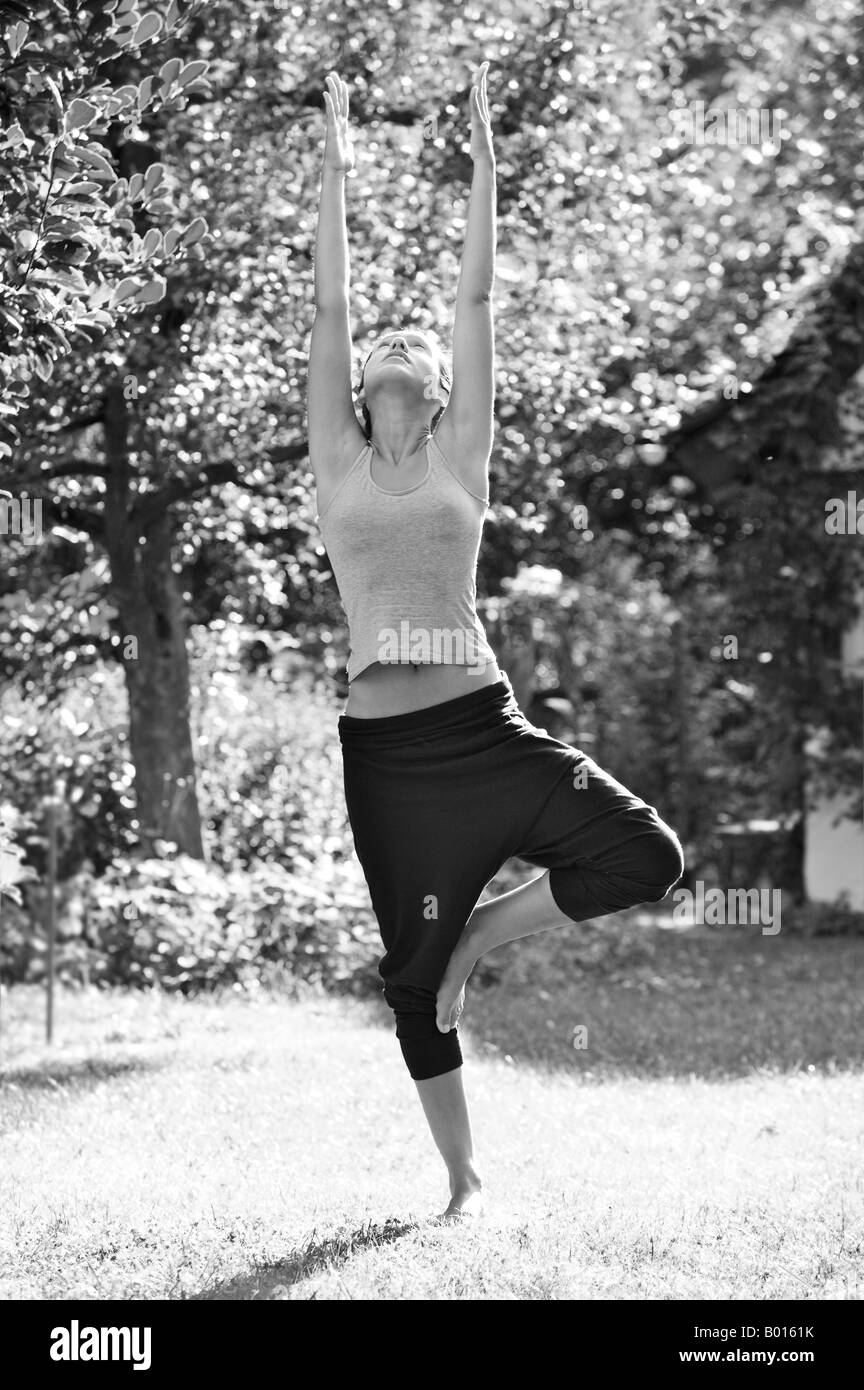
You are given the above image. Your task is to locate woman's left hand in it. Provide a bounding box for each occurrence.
[468,61,494,163]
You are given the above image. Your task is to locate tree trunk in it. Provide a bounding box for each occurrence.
[103,382,204,858]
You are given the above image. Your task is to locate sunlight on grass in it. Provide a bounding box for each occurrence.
[1,949,862,1300]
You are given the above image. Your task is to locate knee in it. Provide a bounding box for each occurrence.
[635,819,685,901]
[396,1020,463,1081]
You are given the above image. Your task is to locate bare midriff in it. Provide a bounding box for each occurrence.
[345,659,503,717]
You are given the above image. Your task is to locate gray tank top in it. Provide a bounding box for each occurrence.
[315,432,498,682]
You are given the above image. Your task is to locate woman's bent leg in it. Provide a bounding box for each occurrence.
[436,747,684,1027]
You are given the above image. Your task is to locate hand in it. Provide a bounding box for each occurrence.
[468,61,493,163]
[323,71,354,173]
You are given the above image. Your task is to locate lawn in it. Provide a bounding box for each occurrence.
[1,917,862,1300]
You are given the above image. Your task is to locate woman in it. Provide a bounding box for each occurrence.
[307,65,684,1220]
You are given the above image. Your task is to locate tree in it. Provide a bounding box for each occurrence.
[0,0,212,450]
[3,0,862,882]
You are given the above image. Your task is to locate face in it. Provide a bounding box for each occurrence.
[360,328,450,409]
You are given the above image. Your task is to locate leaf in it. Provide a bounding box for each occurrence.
[51,156,80,180]
[158,58,183,88]
[178,60,209,86]
[44,74,64,114]
[143,161,164,194]
[163,227,180,254]
[65,98,99,133]
[181,216,207,246]
[59,181,103,197]
[73,146,116,180]
[132,275,166,306]
[15,229,38,252]
[5,19,29,57]
[88,281,114,307]
[138,75,154,108]
[133,12,163,45]
[0,121,28,149]
[141,227,162,258]
[44,268,87,293]
[109,276,143,307]
[44,213,83,235]
[128,172,144,200]
[177,79,210,98]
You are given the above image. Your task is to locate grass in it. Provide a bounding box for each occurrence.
[1,915,863,1300]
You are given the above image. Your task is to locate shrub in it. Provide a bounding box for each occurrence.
[1,849,383,995]
[779,898,864,937]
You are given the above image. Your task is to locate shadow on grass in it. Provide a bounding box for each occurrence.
[0,1055,167,1094]
[189,1217,419,1300]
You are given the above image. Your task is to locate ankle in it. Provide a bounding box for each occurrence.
[448,1163,483,1193]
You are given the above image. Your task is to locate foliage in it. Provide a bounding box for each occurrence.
[0,801,37,906]
[0,627,383,991]
[0,655,139,877]
[0,847,382,993]
[779,899,864,938]
[0,0,213,454]
[0,0,861,895]
[188,621,350,871]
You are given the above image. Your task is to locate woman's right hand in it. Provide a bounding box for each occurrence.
[323,71,354,174]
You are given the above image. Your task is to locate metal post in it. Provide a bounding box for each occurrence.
[46,787,58,1045]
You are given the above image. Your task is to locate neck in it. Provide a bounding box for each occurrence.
[367,400,434,467]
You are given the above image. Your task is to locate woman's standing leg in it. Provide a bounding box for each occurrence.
[413,1069,485,1218]
[338,694,513,1218]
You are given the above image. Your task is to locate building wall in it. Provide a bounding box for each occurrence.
[804,587,864,910]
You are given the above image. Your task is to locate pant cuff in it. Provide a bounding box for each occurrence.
[398,1029,463,1080]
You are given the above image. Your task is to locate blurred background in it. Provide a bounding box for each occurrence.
[1,0,863,1000]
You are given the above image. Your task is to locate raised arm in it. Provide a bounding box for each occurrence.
[435,62,496,494]
[307,72,366,486]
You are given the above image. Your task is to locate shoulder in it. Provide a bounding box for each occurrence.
[431,417,490,501]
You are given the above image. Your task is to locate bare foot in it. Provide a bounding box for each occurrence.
[439,1180,486,1221]
[435,947,474,1033]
